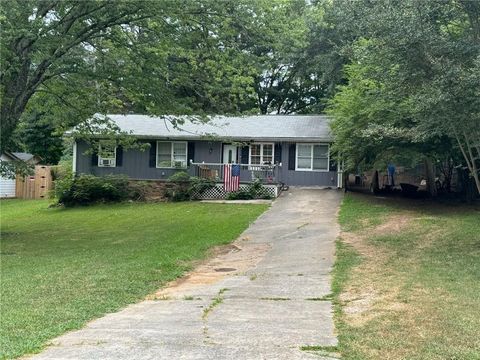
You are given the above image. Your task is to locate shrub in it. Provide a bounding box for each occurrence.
[167,171,191,183]
[165,172,191,201]
[225,189,254,200]
[189,177,216,199]
[128,181,155,201]
[225,180,273,200]
[165,172,215,201]
[56,174,130,206]
[248,179,273,199]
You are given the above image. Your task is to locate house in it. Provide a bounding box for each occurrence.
[73,115,342,195]
[0,152,42,198]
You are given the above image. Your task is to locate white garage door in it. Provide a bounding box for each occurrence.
[0,177,16,198]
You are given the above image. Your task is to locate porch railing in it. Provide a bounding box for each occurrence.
[190,162,281,184]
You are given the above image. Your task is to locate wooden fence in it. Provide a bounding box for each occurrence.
[15,165,53,199]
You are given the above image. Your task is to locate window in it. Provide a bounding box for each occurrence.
[98,140,116,167]
[249,143,274,165]
[295,144,329,171]
[156,141,187,168]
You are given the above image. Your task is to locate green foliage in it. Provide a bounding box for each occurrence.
[0,159,34,179]
[50,160,74,201]
[225,189,255,200]
[1,0,343,154]
[18,111,64,165]
[189,177,216,199]
[0,199,267,359]
[225,180,273,200]
[127,181,155,202]
[166,172,215,201]
[167,171,191,183]
[327,0,480,191]
[56,174,130,206]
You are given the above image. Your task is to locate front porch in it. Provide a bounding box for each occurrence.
[189,162,282,199]
[190,162,282,184]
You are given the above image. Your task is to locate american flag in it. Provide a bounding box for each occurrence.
[224,164,240,192]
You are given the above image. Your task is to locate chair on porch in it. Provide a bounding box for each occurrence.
[198,165,218,180]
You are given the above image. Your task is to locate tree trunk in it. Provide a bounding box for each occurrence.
[371,170,380,194]
[452,126,480,195]
[424,157,437,197]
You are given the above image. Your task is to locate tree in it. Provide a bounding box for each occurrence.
[20,111,64,164]
[327,0,480,194]
[0,0,155,151]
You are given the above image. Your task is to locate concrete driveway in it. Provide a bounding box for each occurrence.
[28,188,343,360]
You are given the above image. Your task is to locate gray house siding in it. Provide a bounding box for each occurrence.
[76,140,221,180]
[277,142,338,187]
[75,140,337,186]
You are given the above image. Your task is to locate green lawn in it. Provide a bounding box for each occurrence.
[333,193,480,359]
[0,199,267,359]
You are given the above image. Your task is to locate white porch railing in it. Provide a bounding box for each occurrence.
[190,162,281,184]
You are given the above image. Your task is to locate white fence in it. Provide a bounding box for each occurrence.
[191,183,281,200]
[190,162,281,184]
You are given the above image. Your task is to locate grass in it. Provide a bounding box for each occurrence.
[300,345,339,357]
[202,288,229,319]
[0,199,267,359]
[333,193,480,359]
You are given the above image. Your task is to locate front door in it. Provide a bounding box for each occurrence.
[223,145,238,164]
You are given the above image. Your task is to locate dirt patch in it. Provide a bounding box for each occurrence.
[151,236,271,299]
[339,213,415,326]
[341,214,414,257]
[373,214,413,234]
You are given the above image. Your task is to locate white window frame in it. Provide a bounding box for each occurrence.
[98,141,117,168]
[156,141,188,169]
[248,143,275,165]
[295,143,330,172]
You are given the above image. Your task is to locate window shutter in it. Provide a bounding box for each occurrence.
[288,144,296,170]
[187,142,195,165]
[240,146,249,164]
[274,143,282,164]
[91,152,98,167]
[116,146,123,167]
[149,141,156,167]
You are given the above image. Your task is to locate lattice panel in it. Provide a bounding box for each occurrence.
[192,184,279,200]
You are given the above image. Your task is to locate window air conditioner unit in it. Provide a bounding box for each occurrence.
[101,158,116,167]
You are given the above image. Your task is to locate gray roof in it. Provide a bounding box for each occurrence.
[97,114,333,142]
[11,152,35,162]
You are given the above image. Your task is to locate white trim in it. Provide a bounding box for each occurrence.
[156,141,188,169]
[294,143,330,172]
[248,142,274,166]
[98,141,117,167]
[72,141,77,174]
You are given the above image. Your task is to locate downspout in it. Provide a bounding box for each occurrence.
[337,159,344,189]
[72,141,77,175]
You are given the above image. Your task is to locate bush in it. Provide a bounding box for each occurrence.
[167,171,191,183]
[225,180,273,200]
[128,181,155,201]
[225,189,254,200]
[165,172,215,201]
[248,179,273,199]
[189,177,216,199]
[56,174,130,206]
[50,160,73,182]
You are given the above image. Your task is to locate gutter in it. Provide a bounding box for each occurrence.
[65,133,333,143]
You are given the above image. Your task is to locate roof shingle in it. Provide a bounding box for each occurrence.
[100,114,333,142]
